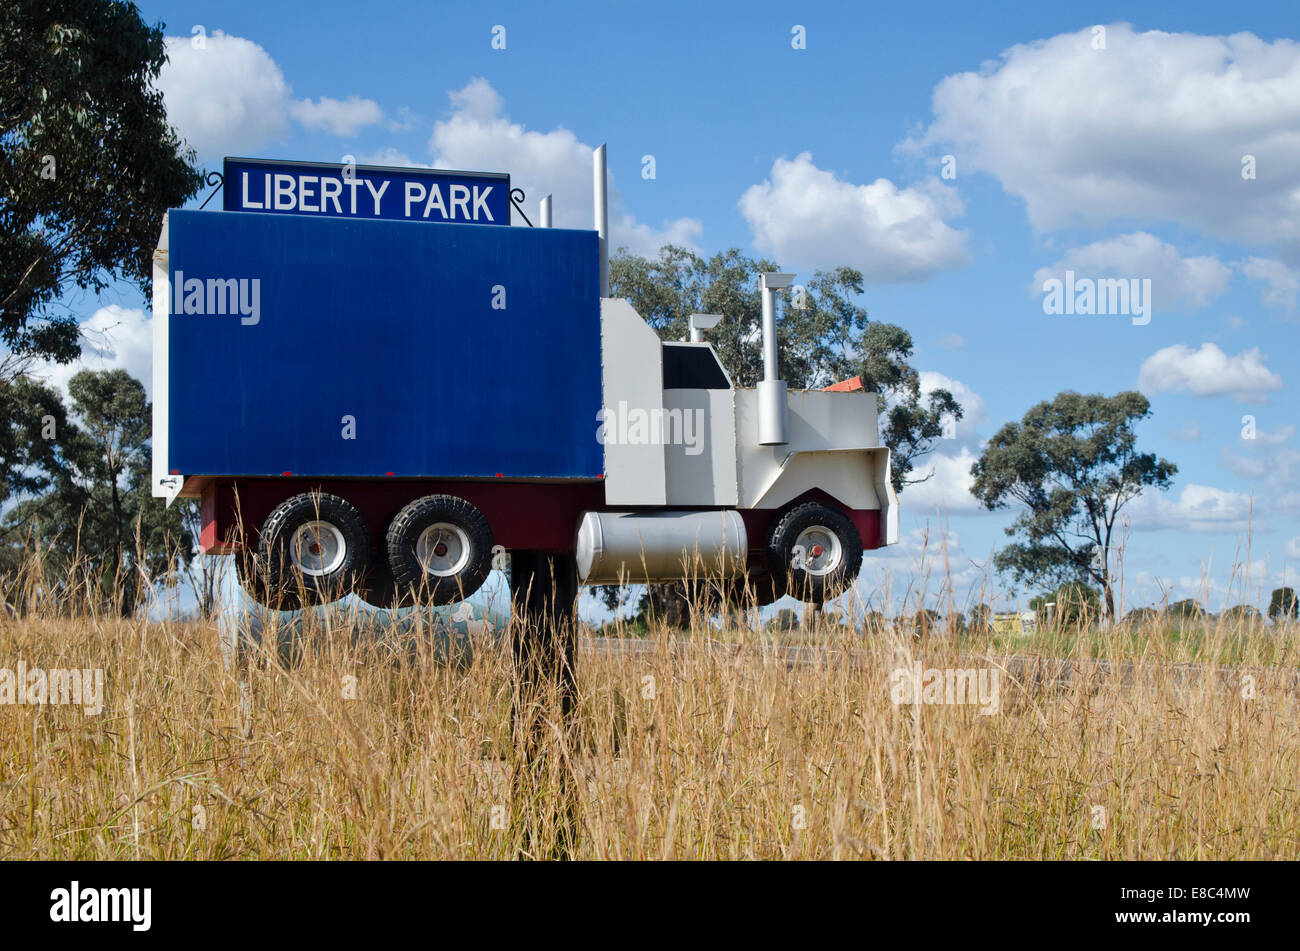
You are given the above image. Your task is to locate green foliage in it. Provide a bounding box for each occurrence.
[2,369,191,613]
[968,603,992,632]
[1,0,204,362]
[908,608,942,636]
[1221,604,1262,623]
[970,390,1176,620]
[1030,582,1100,625]
[769,608,799,632]
[1168,599,1205,620]
[1268,587,1298,622]
[1121,606,1160,627]
[0,372,68,505]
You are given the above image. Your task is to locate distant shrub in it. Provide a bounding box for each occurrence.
[1032,583,1101,626]
[1169,599,1205,620]
[1268,587,1298,622]
[1122,606,1161,627]
[1222,604,1262,623]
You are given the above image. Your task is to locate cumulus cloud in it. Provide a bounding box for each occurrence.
[290,95,385,137]
[1138,343,1282,402]
[31,306,154,398]
[899,446,983,514]
[156,31,291,162]
[1168,420,1202,441]
[1031,233,1230,312]
[738,153,968,281]
[906,24,1300,252]
[881,373,988,516]
[1244,423,1295,447]
[1241,257,1300,312]
[425,78,700,255]
[919,370,988,433]
[1128,483,1258,533]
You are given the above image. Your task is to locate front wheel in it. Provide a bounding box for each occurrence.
[765,502,863,604]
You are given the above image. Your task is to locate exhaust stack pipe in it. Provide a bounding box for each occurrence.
[593,145,609,296]
[689,312,722,343]
[540,194,552,228]
[758,272,793,445]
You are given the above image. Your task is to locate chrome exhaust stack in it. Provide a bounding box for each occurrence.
[758,271,793,445]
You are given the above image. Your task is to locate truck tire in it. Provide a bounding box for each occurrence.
[258,492,370,605]
[765,501,862,604]
[386,494,494,605]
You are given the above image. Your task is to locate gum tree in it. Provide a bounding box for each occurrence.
[970,391,1176,623]
[4,369,191,613]
[1,0,204,367]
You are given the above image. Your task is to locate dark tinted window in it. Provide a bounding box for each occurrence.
[662,344,730,389]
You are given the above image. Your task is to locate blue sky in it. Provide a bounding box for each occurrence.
[53,0,1300,615]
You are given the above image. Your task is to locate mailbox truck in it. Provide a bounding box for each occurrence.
[152,150,898,610]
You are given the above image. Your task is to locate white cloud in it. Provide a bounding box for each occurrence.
[32,306,153,398]
[1246,423,1295,447]
[738,153,968,281]
[919,370,988,431]
[938,333,966,351]
[425,78,700,255]
[1241,257,1300,312]
[156,31,291,162]
[1031,233,1230,311]
[1128,483,1258,533]
[900,446,982,514]
[906,25,1300,252]
[358,148,428,168]
[1168,420,1202,441]
[290,95,385,137]
[1286,537,1300,559]
[1138,343,1282,402]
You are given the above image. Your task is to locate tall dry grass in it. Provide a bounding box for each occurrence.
[2,563,1298,858]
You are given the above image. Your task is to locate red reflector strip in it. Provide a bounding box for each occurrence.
[386,471,395,476]
[170,469,179,475]
[282,471,292,477]
[495,472,503,478]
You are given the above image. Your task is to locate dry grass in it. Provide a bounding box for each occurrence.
[1,593,1298,860]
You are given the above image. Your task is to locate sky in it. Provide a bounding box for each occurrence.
[37,0,1300,617]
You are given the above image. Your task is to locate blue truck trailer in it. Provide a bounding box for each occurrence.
[153,153,897,610]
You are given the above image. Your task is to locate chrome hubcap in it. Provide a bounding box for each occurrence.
[793,525,842,575]
[415,522,471,577]
[289,520,346,577]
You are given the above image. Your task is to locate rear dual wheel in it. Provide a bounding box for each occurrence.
[386,494,495,606]
[239,492,370,608]
[238,492,496,609]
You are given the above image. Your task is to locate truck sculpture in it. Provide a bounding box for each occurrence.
[152,150,898,611]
